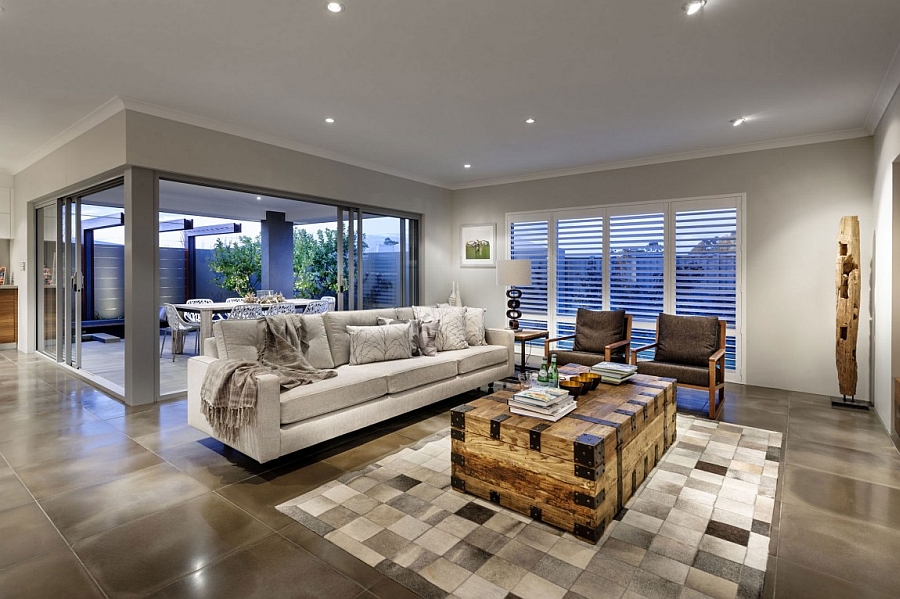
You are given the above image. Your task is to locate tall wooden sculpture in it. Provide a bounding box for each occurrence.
[835,216,861,402]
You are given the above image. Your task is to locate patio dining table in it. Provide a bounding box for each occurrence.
[173,299,314,342]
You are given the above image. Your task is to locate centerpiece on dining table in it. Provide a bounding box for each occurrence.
[242,291,285,304]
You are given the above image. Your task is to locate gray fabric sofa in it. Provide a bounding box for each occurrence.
[187,307,514,463]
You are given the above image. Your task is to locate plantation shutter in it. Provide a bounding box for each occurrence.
[675,207,738,371]
[556,216,603,317]
[608,211,665,323]
[509,220,549,327]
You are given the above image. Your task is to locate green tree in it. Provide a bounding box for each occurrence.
[208,235,261,295]
[293,228,366,298]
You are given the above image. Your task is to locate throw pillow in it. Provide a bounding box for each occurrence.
[464,307,488,346]
[347,323,412,365]
[418,319,440,357]
[376,317,421,356]
[415,305,468,351]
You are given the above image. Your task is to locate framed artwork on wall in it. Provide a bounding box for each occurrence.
[460,223,496,268]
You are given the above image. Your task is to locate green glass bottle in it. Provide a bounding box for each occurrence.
[537,357,549,385]
[549,354,559,388]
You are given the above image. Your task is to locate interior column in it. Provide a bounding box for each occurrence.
[124,167,159,405]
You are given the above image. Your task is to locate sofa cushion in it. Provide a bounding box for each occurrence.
[366,356,458,394]
[395,307,415,320]
[323,309,400,366]
[413,305,468,351]
[465,307,488,347]
[348,323,412,365]
[213,319,259,362]
[454,345,509,374]
[573,309,626,355]
[213,314,335,369]
[280,368,388,424]
[654,313,720,367]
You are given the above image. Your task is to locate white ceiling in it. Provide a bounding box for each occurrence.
[1,0,899,189]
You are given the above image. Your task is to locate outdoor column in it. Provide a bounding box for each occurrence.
[123,167,159,405]
[261,211,294,296]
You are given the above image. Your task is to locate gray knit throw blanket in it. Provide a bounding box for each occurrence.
[200,315,337,442]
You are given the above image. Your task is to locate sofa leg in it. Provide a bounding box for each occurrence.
[487,382,494,393]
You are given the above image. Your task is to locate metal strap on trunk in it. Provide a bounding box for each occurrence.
[490,414,510,439]
[529,423,550,452]
[450,404,474,430]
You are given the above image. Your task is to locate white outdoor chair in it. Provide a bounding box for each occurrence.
[225,297,245,304]
[161,303,200,361]
[321,296,336,311]
[303,299,332,314]
[184,298,213,323]
[229,303,265,320]
[267,302,296,316]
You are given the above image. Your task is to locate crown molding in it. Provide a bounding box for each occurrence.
[11,97,126,175]
[450,128,871,191]
[117,97,450,190]
[865,41,900,133]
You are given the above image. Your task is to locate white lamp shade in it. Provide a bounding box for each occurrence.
[496,259,532,287]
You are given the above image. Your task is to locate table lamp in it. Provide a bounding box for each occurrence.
[496,259,532,330]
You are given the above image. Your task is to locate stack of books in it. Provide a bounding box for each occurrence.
[508,386,576,422]
[591,361,638,385]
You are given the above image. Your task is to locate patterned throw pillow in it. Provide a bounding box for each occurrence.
[413,306,468,351]
[464,307,488,346]
[418,320,440,356]
[376,317,421,356]
[347,323,412,365]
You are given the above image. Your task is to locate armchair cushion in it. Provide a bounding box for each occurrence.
[551,349,627,368]
[573,309,627,355]
[636,361,723,387]
[654,313,720,367]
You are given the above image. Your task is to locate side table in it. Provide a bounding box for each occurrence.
[513,329,549,372]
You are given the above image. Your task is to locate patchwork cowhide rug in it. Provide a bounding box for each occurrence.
[278,415,781,599]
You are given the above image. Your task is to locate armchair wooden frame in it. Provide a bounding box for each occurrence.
[544,314,633,363]
[631,318,727,419]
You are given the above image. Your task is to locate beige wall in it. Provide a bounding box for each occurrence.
[452,138,874,400]
[12,111,128,351]
[124,111,452,306]
[873,84,900,433]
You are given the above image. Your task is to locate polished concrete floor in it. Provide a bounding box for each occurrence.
[1,350,899,599]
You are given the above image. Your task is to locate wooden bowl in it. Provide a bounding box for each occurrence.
[559,379,584,398]
[576,373,601,391]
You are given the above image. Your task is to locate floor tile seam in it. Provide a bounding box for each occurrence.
[212,488,294,533]
[779,457,900,492]
[0,481,112,599]
[776,487,900,534]
[771,553,900,598]
[135,530,286,599]
[0,544,110,599]
[274,525,387,592]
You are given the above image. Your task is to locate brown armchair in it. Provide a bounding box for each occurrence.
[545,308,632,366]
[631,313,726,418]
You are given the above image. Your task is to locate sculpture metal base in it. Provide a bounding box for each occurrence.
[830,395,870,411]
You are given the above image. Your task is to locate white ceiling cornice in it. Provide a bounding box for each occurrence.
[865,41,900,133]
[11,97,126,175]
[450,128,872,191]
[117,97,450,190]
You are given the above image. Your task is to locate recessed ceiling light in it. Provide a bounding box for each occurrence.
[464,164,471,169]
[327,2,343,13]
[256,196,262,201]
[525,118,535,124]
[325,117,335,123]
[731,117,747,127]
[683,0,705,15]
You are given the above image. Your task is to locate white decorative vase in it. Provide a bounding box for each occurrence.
[448,281,459,307]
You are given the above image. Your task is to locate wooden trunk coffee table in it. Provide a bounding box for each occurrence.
[449,367,676,543]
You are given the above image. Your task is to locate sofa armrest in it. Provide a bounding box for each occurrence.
[187,356,282,463]
[485,327,515,378]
